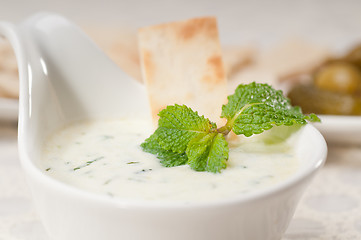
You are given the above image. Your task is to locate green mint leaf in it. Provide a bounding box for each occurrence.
[186,133,228,173]
[141,134,188,167]
[221,82,320,137]
[141,82,319,173]
[155,104,216,153]
[306,113,321,122]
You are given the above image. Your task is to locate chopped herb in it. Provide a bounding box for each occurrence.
[45,167,51,171]
[102,135,114,140]
[104,179,112,185]
[127,177,145,182]
[73,156,104,171]
[136,168,153,174]
[127,161,139,164]
[106,192,114,197]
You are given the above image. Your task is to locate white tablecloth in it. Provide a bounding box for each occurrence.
[0,121,361,240]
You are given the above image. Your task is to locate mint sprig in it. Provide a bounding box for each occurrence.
[141,82,320,173]
[220,82,319,136]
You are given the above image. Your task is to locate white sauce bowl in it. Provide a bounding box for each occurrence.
[0,13,327,240]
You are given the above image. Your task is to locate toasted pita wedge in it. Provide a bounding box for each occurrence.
[0,39,19,98]
[0,72,19,98]
[138,17,227,125]
[0,39,17,73]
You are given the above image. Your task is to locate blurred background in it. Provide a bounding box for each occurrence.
[2,0,361,119]
[1,0,361,51]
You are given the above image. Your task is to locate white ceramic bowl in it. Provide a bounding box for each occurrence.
[0,13,327,240]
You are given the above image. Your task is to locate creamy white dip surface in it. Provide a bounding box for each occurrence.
[41,118,299,203]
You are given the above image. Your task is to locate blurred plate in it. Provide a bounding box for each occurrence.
[1,95,360,144]
[314,115,361,145]
[0,98,18,121]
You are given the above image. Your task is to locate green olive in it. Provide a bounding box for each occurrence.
[287,84,361,115]
[345,44,361,68]
[314,62,361,94]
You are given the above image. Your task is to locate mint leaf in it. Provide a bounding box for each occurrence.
[186,133,228,173]
[141,134,188,167]
[155,104,216,153]
[141,82,319,173]
[221,82,320,137]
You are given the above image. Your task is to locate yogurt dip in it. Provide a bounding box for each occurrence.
[41,118,299,203]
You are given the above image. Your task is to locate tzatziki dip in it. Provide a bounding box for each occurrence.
[41,118,299,203]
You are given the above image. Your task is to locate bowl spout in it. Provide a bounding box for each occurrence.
[1,13,150,122]
[1,12,151,161]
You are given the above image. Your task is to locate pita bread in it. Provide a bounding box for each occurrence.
[0,40,17,70]
[138,17,227,125]
[0,72,19,98]
[0,39,18,98]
